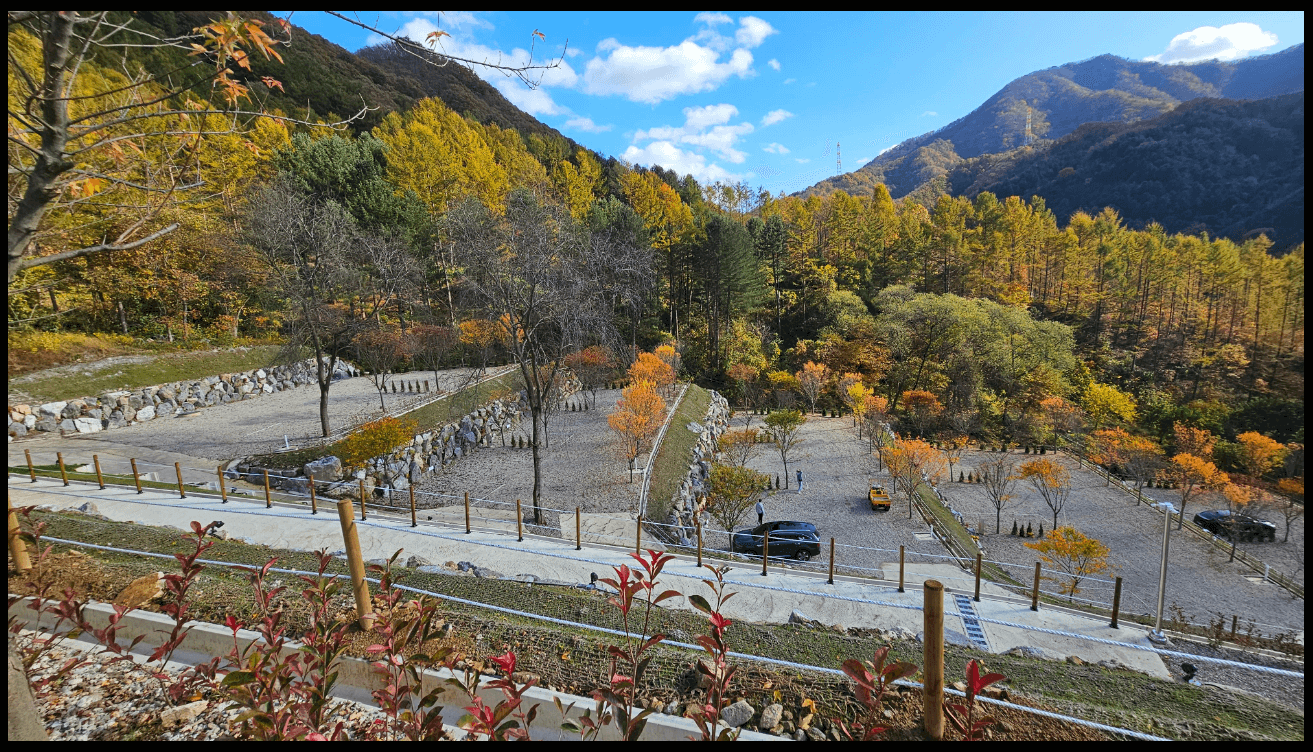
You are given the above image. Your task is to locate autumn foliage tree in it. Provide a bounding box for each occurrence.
[1018,458,1072,531]
[705,464,768,533]
[1172,423,1217,460]
[564,345,615,409]
[338,416,417,470]
[1025,526,1111,598]
[900,390,943,438]
[717,429,762,469]
[629,352,676,397]
[353,325,410,410]
[885,439,946,519]
[1092,428,1163,494]
[608,380,666,482]
[763,409,806,489]
[796,361,830,415]
[861,394,891,456]
[1235,431,1288,481]
[847,382,874,439]
[1163,453,1229,530]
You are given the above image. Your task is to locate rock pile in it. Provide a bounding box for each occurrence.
[7,358,356,440]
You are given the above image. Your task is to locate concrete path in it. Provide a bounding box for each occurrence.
[9,476,1170,679]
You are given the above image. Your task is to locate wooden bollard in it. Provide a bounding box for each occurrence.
[8,500,32,573]
[635,514,642,555]
[517,499,524,542]
[761,530,770,576]
[93,455,105,489]
[57,452,69,486]
[1110,576,1122,629]
[217,466,228,502]
[696,519,703,567]
[335,500,375,630]
[898,545,905,593]
[130,459,143,494]
[576,506,582,551]
[1230,615,1238,640]
[464,492,471,533]
[263,470,272,508]
[1030,561,1042,611]
[828,537,836,584]
[307,476,317,514]
[174,462,186,499]
[923,579,945,740]
[25,449,37,483]
[409,486,417,527]
[359,478,367,520]
[974,553,982,602]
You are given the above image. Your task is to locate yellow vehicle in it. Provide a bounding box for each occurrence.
[869,481,891,511]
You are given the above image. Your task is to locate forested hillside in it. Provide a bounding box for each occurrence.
[8,12,1305,487]
[947,92,1305,249]
[801,43,1305,200]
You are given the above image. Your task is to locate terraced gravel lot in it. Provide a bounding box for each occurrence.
[942,449,1304,637]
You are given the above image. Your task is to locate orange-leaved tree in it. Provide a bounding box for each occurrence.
[796,361,830,415]
[884,438,946,519]
[1018,458,1071,531]
[862,393,891,456]
[1162,453,1228,530]
[1091,428,1163,494]
[1039,396,1084,447]
[1235,431,1288,481]
[900,390,943,439]
[564,345,615,409]
[1172,423,1217,460]
[717,428,762,469]
[629,352,676,397]
[608,380,666,482]
[1024,526,1111,598]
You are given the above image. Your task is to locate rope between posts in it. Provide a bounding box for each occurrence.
[17,483,1305,676]
[33,535,1168,741]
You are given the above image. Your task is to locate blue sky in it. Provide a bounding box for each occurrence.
[286,11,1305,194]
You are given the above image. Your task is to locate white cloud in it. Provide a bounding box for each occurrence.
[495,80,567,116]
[762,109,793,126]
[783,78,796,85]
[768,58,781,71]
[735,16,777,48]
[391,17,580,88]
[794,158,810,164]
[1145,22,1277,63]
[877,144,896,156]
[622,141,741,183]
[763,142,789,154]
[584,40,753,103]
[434,11,493,30]
[694,12,733,26]
[564,116,612,133]
[920,110,938,117]
[634,104,754,163]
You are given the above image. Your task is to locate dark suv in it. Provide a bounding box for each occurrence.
[732,521,821,561]
[1193,510,1277,542]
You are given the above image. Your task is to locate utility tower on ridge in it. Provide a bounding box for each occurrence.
[836,142,842,175]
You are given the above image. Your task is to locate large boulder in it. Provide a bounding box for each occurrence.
[38,402,67,419]
[73,417,102,434]
[135,405,156,422]
[303,455,343,483]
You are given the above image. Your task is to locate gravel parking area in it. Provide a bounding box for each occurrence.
[9,368,490,466]
[413,388,640,520]
[940,450,1304,635]
[715,413,951,572]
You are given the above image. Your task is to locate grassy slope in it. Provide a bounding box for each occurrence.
[16,510,1303,741]
[645,384,711,523]
[12,346,284,404]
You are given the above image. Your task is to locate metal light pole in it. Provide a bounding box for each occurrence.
[1150,501,1177,642]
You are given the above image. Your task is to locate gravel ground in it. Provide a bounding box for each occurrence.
[413,388,640,520]
[1160,637,1304,713]
[717,413,949,568]
[939,450,1305,635]
[8,367,493,466]
[23,638,389,740]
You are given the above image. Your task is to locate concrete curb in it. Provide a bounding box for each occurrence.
[9,597,781,741]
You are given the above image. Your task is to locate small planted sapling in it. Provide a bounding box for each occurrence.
[943,659,1007,740]
[833,645,918,741]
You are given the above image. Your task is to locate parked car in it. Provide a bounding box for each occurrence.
[732,520,821,561]
[1193,510,1277,542]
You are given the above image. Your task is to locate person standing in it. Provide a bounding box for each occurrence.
[796,469,803,493]
[755,499,765,525]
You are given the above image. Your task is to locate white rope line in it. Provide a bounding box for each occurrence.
[34,535,1168,741]
[16,482,1306,675]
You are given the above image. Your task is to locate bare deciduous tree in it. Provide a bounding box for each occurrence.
[977,456,1018,534]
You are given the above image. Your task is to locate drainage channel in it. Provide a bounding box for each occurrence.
[954,593,990,651]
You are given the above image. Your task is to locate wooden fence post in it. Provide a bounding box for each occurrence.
[923,579,945,740]
[1110,576,1122,629]
[576,506,582,550]
[1031,561,1042,611]
[263,470,272,508]
[175,462,186,499]
[761,530,770,576]
[130,459,142,494]
[307,476,316,514]
[409,485,417,528]
[517,499,523,542]
[359,478,367,521]
[8,500,32,573]
[464,492,471,534]
[217,466,228,503]
[898,544,905,593]
[974,553,982,602]
[24,449,37,483]
[57,453,68,486]
[828,538,835,585]
[92,455,105,489]
[335,499,375,630]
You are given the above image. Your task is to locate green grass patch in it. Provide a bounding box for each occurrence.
[13,345,285,403]
[645,384,711,523]
[249,368,524,468]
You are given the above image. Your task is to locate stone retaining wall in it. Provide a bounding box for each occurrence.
[664,390,731,538]
[7,358,357,440]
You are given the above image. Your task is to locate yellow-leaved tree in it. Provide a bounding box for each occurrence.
[1025,527,1111,598]
[373,97,509,212]
[1235,431,1288,481]
[1162,453,1228,530]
